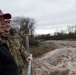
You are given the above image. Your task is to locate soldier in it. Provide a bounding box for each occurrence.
[0,10,19,75]
[3,19,33,75]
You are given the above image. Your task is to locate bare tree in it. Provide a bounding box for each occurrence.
[12,17,35,37]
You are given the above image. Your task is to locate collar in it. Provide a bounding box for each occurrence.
[0,34,10,40]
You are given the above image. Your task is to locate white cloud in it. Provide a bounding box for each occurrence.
[0,0,76,34]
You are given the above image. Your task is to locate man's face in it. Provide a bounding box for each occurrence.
[4,19,11,31]
[0,16,5,33]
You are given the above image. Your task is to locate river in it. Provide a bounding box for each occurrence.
[33,40,76,75]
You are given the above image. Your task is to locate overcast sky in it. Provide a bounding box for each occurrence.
[0,0,76,35]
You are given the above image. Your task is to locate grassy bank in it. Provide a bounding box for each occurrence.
[30,42,58,57]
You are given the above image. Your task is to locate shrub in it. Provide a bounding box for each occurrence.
[29,38,39,48]
[30,43,58,57]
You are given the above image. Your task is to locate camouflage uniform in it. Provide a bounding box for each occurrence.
[0,33,30,75]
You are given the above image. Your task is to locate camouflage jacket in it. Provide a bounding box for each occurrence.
[0,34,30,69]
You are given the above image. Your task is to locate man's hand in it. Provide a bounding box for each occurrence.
[26,54,33,62]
